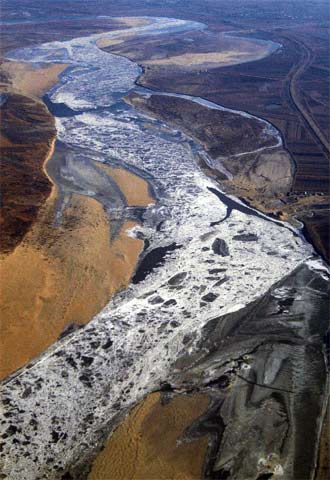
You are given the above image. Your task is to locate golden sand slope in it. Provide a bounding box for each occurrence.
[144,50,258,67]
[0,192,143,379]
[89,392,210,480]
[1,61,68,97]
[98,162,154,206]
[116,17,151,28]
[97,37,126,48]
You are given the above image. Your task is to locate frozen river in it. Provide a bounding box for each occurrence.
[1,16,324,479]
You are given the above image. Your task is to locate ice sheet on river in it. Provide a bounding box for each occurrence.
[7,17,204,108]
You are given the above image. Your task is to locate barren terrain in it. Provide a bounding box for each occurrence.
[89,392,210,480]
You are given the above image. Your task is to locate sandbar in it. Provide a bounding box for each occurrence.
[98,162,154,206]
[1,61,68,97]
[145,50,263,68]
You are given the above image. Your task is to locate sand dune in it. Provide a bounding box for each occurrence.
[89,392,210,480]
[0,192,143,379]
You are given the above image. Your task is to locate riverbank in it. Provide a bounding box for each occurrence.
[0,51,153,379]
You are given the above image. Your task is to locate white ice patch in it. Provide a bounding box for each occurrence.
[305,257,330,279]
[125,225,141,239]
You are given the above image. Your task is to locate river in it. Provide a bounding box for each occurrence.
[1,16,324,479]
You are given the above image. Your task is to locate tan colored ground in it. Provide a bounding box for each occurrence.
[0,190,144,379]
[43,138,57,197]
[89,392,210,480]
[98,163,154,206]
[97,37,126,48]
[116,17,151,28]
[1,61,68,97]
[144,50,260,68]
